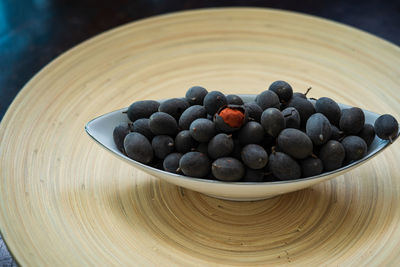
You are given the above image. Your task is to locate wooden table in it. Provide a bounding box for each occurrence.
[1,8,400,266]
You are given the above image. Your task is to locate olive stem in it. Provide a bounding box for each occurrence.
[304,86,312,96]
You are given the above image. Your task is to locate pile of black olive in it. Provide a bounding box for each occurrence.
[113,81,399,182]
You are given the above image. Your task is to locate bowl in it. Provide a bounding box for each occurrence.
[85,95,399,201]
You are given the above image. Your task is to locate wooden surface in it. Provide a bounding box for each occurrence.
[1,8,400,266]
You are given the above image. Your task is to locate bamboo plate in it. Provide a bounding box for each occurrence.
[1,8,400,266]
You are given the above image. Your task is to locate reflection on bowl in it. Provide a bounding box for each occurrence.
[85,95,398,201]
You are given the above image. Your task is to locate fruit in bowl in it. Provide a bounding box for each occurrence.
[85,81,399,201]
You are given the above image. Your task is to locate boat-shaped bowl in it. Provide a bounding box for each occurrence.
[85,95,399,201]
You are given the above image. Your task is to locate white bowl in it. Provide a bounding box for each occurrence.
[85,95,399,201]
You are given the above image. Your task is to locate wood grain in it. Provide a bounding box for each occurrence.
[1,8,400,266]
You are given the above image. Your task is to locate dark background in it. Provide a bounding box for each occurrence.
[0,0,399,265]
